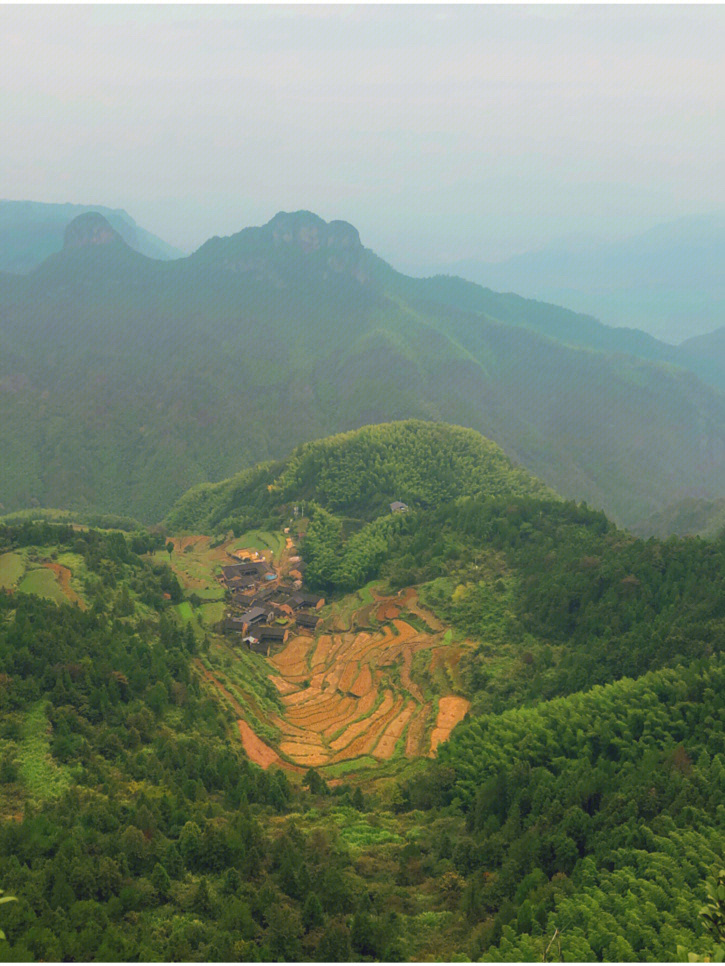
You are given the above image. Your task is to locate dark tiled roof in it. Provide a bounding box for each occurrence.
[257,624,287,641]
[296,611,321,628]
[224,617,246,632]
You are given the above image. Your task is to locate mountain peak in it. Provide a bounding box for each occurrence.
[193,210,369,283]
[266,210,362,254]
[63,211,125,251]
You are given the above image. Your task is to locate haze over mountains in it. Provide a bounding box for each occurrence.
[432,214,725,344]
[0,208,723,531]
[0,200,184,273]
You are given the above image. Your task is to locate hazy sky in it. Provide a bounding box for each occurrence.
[2,4,723,266]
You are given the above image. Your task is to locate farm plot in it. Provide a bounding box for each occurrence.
[0,551,25,589]
[17,566,69,605]
[200,584,474,774]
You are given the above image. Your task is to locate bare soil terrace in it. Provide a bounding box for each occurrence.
[176,532,471,774]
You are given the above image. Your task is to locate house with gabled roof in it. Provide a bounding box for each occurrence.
[295,610,322,631]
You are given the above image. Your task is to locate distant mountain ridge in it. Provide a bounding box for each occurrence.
[435,214,725,344]
[632,496,725,540]
[1,209,724,527]
[0,199,183,273]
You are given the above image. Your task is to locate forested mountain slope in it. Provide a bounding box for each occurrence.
[681,325,725,382]
[1,210,724,527]
[392,272,725,393]
[166,421,552,532]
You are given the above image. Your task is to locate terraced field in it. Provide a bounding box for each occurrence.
[265,594,470,772]
[198,593,470,774]
[3,549,87,609]
[171,532,471,774]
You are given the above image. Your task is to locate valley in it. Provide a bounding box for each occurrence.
[3,8,724,961]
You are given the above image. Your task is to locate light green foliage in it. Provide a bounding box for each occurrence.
[0,552,24,589]
[18,703,71,801]
[338,821,404,848]
[17,567,67,604]
[272,421,551,515]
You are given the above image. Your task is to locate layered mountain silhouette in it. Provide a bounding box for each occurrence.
[0,199,183,273]
[1,209,723,526]
[436,214,725,344]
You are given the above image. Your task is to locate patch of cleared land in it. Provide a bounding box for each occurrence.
[19,702,71,800]
[206,584,470,774]
[0,551,25,589]
[178,533,471,775]
[17,567,68,604]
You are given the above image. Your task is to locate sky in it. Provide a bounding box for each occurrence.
[1,4,723,267]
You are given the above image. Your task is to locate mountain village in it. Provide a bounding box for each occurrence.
[221,535,325,654]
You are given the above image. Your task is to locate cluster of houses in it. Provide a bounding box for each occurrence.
[220,554,325,656]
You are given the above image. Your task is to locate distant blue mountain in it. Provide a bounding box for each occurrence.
[0,199,183,273]
[439,215,725,344]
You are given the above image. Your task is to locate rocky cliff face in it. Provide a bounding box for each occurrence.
[63,212,124,250]
[194,210,371,284]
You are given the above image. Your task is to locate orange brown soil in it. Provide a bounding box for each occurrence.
[429,695,470,756]
[374,700,417,759]
[376,602,401,621]
[198,576,472,774]
[350,664,373,697]
[42,562,86,609]
[171,535,209,553]
[237,720,281,769]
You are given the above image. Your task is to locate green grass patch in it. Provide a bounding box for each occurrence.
[198,601,226,626]
[0,551,25,589]
[19,703,71,801]
[175,601,194,623]
[357,580,384,605]
[319,756,378,778]
[17,567,66,604]
[231,530,285,560]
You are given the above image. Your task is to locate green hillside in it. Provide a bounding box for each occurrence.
[429,660,725,961]
[167,421,551,531]
[1,456,724,959]
[1,210,724,528]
